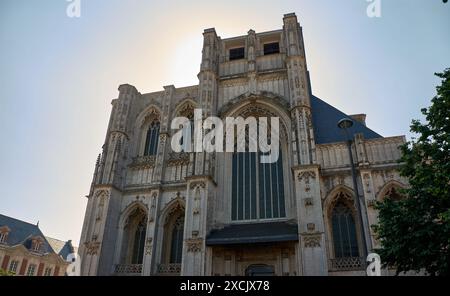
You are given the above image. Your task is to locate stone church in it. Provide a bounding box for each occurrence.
[78,13,407,276]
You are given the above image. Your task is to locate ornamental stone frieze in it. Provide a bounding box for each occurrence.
[128,155,156,169]
[167,152,191,166]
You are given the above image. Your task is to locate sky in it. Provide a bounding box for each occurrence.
[0,0,449,246]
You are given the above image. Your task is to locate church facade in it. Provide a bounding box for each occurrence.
[78,13,407,276]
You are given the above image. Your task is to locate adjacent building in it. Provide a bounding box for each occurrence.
[79,13,408,276]
[0,214,75,276]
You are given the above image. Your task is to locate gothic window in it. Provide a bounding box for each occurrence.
[332,199,359,258]
[9,260,19,273]
[144,121,160,156]
[232,150,286,221]
[0,226,10,244]
[177,103,195,152]
[169,216,184,264]
[229,47,245,61]
[26,264,36,276]
[121,207,147,265]
[0,233,7,243]
[263,42,280,55]
[131,219,146,264]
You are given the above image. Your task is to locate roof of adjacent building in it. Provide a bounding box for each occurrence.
[0,214,75,258]
[310,95,382,144]
[206,221,299,246]
[45,237,77,260]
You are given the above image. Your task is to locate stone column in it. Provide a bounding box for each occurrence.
[283,13,316,166]
[79,186,122,275]
[195,28,219,176]
[142,190,161,275]
[293,165,328,275]
[153,85,175,183]
[181,177,215,275]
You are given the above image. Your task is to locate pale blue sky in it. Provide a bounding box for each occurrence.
[0,0,449,245]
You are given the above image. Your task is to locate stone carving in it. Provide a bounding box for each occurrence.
[167,152,191,166]
[85,241,101,255]
[366,199,377,208]
[307,223,315,232]
[303,234,321,248]
[145,238,153,255]
[298,171,316,182]
[363,173,371,193]
[129,155,156,169]
[304,198,313,206]
[185,238,203,252]
[141,107,161,126]
[190,181,206,189]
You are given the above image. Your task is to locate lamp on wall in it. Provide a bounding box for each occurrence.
[337,118,369,263]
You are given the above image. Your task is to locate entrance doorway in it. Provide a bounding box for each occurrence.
[245,264,275,276]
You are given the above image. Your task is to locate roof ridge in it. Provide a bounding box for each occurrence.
[0,213,40,228]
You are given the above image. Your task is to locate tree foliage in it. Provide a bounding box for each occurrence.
[373,69,450,276]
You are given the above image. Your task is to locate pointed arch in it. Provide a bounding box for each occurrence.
[134,105,162,157]
[117,201,148,265]
[158,197,186,266]
[376,180,407,201]
[323,185,364,264]
[173,98,198,119]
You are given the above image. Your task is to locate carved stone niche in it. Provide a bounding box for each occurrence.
[303,198,313,206]
[145,238,153,255]
[307,223,315,232]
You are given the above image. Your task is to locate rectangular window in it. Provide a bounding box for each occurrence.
[9,260,18,273]
[44,267,52,276]
[263,42,280,55]
[0,233,6,243]
[26,264,36,276]
[229,47,245,61]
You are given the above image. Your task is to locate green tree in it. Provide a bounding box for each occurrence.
[0,268,15,276]
[373,69,450,276]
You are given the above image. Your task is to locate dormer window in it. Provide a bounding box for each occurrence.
[30,237,44,253]
[32,241,41,252]
[263,42,280,55]
[229,47,245,61]
[0,226,10,244]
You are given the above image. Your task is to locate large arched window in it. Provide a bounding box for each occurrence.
[170,216,184,263]
[331,199,359,258]
[131,219,146,264]
[231,149,285,221]
[120,206,147,265]
[144,121,160,156]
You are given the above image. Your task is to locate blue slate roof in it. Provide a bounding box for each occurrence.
[0,214,54,254]
[310,95,382,144]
